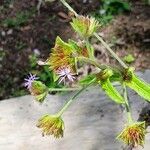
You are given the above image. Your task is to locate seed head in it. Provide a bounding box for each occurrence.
[117,122,146,147]
[37,114,65,138]
[71,15,100,38]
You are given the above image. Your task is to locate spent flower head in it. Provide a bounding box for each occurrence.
[46,36,76,73]
[37,114,65,138]
[117,122,146,147]
[71,15,100,38]
[24,73,39,89]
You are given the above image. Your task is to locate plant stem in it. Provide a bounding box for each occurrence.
[123,83,133,124]
[77,56,107,70]
[57,79,95,116]
[60,0,78,17]
[94,33,128,69]
[48,87,81,92]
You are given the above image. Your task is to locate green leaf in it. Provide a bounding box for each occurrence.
[100,79,125,104]
[79,74,96,85]
[123,54,135,64]
[125,74,150,102]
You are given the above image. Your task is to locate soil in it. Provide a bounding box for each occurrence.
[0,0,150,100]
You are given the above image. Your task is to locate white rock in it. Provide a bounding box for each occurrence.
[0,70,150,150]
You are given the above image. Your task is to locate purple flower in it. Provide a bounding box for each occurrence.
[57,67,75,84]
[24,73,39,89]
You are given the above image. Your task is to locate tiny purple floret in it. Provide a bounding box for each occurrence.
[57,67,75,84]
[24,73,39,89]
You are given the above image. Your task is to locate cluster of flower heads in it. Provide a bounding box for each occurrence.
[23,14,149,148]
[23,15,101,139]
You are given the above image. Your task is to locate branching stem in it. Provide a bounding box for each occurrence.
[57,79,95,116]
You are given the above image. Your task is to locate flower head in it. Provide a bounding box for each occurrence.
[57,66,76,84]
[29,81,48,103]
[37,114,65,138]
[71,15,100,38]
[117,122,146,147]
[46,36,75,72]
[24,73,39,89]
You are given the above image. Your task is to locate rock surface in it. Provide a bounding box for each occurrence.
[0,70,150,150]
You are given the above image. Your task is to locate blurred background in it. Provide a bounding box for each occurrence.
[0,0,150,100]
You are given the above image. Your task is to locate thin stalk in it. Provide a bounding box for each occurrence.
[77,56,107,70]
[48,87,81,92]
[60,0,78,17]
[57,79,95,116]
[94,33,128,69]
[123,83,133,124]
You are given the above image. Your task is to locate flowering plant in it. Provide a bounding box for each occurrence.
[24,0,150,148]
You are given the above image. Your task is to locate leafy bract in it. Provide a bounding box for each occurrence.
[100,79,125,104]
[125,73,150,102]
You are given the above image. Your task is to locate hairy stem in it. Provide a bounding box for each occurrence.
[123,83,133,124]
[48,87,81,92]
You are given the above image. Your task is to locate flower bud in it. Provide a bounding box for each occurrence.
[122,67,135,82]
[96,69,113,81]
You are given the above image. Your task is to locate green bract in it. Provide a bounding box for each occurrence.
[30,81,48,103]
[98,69,125,104]
[100,79,125,104]
[123,68,150,102]
[70,16,100,38]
